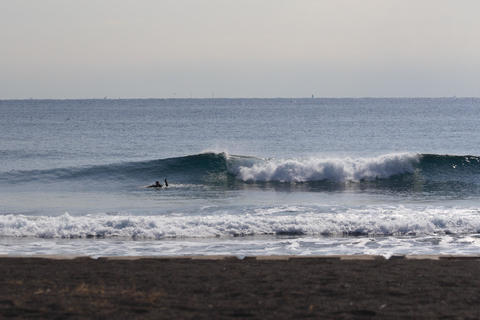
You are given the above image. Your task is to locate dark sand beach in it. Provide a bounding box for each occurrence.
[1,256,480,319]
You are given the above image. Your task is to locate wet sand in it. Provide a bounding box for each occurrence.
[1,255,480,319]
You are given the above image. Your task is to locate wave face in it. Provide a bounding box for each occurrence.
[2,152,480,189]
[1,153,229,185]
[1,206,480,239]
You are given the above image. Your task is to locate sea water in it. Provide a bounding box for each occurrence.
[1,98,480,257]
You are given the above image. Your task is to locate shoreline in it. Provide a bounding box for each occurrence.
[2,254,480,260]
[2,255,480,318]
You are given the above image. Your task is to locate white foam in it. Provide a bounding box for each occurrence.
[1,205,480,239]
[3,234,480,257]
[232,153,419,182]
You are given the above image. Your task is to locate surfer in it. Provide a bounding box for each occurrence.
[147,181,162,188]
[164,178,168,187]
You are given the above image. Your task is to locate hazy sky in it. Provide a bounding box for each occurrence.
[1,0,479,98]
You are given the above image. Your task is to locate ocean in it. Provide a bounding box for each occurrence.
[1,98,480,257]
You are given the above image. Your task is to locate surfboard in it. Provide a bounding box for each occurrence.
[144,185,163,188]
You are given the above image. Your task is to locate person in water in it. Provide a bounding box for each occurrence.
[147,181,162,188]
[147,179,168,188]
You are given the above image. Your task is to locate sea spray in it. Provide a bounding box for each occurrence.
[233,153,419,182]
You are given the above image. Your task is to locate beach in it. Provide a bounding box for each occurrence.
[3,1,480,318]
[2,100,480,318]
[1,255,480,319]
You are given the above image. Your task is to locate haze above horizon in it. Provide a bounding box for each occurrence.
[1,0,479,99]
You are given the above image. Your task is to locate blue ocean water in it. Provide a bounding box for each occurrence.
[1,98,480,257]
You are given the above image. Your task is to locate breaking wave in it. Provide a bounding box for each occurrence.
[1,206,480,239]
[233,153,419,182]
[2,152,480,186]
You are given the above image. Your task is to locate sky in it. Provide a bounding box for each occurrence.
[1,0,479,98]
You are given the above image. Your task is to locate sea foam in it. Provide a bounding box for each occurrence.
[1,205,480,239]
[233,153,419,182]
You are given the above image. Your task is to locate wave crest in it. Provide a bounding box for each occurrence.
[233,153,419,182]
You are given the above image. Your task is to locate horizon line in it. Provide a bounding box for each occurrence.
[0,96,476,101]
